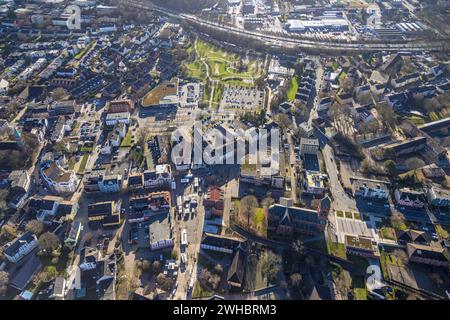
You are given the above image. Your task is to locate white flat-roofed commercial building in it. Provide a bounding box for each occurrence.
[105,112,130,126]
[287,18,349,32]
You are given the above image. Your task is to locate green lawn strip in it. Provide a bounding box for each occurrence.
[120,131,132,147]
[326,240,347,260]
[352,276,368,300]
[192,281,214,299]
[78,154,89,174]
[287,76,299,101]
[67,157,76,170]
[379,226,396,240]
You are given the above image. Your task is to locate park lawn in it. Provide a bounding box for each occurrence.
[78,154,89,174]
[252,207,268,237]
[192,281,214,299]
[338,71,347,82]
[435,225,450,240]
[187,38,262,86]
[332,61,339,70]
[352,276,368,300]
[67,157,76,170]
[79,146,93,153]
[212,84,224,108]
[185,60,207,80]
[287,77,299,101]
[327,240,347,260]
[305,238,347,260]
[379,226,396,240]
[120,131,132,147]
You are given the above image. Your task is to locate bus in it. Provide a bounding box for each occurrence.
[181,228,188,246]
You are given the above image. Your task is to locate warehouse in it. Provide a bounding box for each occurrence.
[286,18,349,33]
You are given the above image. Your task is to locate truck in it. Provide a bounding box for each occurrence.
[181,228,188,247]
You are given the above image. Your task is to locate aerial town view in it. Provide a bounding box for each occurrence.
[0,0,449,307]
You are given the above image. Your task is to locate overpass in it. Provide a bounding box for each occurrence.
[123,0,449,54]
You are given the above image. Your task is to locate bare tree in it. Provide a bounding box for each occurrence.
[289,273,302,288]
[0,271,9,296]
[38,232,60,252]
[239,195,258,230]
[390,212,407,231]
[26,220,44,236]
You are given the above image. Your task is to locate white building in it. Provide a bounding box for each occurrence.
[41,162,78,194]
[105,112,130,126]
[4,232,39,263]
[143,164,172,188]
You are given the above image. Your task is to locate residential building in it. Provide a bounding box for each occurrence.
[65,221,83,249]
[4,232,39,263]
[143,164,172,188]
[394,188,426,209]
[427,185,450,212]
[40,162,78,194]
[87,201,121,228]
[353,179,389,203]
[397,229,430,245]
[7,170,30,209]
[203,186,224,218]
[406,243,449,267]
[300,138,319,156]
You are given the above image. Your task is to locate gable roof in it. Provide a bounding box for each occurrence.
[227,249,245,286]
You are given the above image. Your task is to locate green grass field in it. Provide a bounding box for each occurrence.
[287,77,298,101]
[184,38,263,87]
[78,155,89,174]
[120,132,132,147]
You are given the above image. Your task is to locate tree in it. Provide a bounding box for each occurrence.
[156,274,174,291]
[360,119,380,135]
[377,103,396,128]
[262,251,281,284]
[273,113,292,132]
[25,220,44,236]
[289,273,302,288]
[0,224,17,242]
[391,212,407,231]
[51,87,69,101]
[239,195,258,230]
[152,261,161,276]
[214,264,223,274]
[0,271,8,296]
[384,160,397,177]
[404,157,425,170]
[0,194,8,220]
[142,260,152,273]
[261,196,275,208]
[292,239,305,258]
[38,232,60,252]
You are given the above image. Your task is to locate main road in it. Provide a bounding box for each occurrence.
[124,0,449,54]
